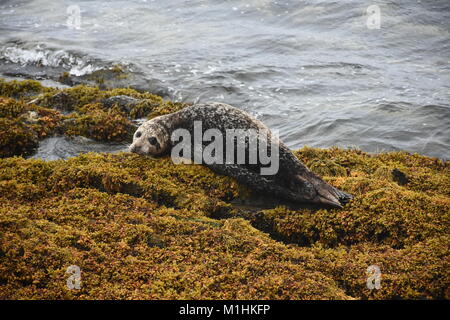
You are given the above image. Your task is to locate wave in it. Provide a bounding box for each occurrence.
[0,42,101,76]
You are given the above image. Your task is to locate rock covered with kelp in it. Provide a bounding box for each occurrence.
[0,79,448,299]
[0,78,186,157]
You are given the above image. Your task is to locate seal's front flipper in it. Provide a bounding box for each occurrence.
[207,163,298,200]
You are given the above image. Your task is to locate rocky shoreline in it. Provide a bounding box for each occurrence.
[0,79,448,299]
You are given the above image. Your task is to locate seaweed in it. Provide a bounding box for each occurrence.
[64,104,133,141]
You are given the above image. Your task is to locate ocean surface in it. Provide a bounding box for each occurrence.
[1,0,449,160]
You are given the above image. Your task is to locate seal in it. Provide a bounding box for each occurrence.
[129,102,352,208]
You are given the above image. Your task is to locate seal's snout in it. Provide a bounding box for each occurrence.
[129,144,141,154]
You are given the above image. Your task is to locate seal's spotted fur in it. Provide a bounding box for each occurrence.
[130,102,352,208]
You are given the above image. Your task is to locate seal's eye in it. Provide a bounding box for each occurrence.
[135,131,142,138]
[148,137,157,145]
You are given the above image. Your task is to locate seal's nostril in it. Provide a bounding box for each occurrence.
[130,145,140,153]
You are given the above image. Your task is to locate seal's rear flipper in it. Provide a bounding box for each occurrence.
[334,187,353,205]
[296,173,353,208]
[317,185,353,208]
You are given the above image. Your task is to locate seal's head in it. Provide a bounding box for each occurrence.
[129,119,170,156]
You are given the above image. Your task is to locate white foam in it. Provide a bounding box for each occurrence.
[0,44,100,76]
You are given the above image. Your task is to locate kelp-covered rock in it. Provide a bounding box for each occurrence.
[0,149,448,299]
[64,104,132,142]
[0,79,188,153]
[0,97,63,157]
[0,117,38,157]
[33,83,186,118]
[255,185,448,248]
[0,79,448,299]
[305,237,450,299]
[0,190,350,299]
[0,154,347,299]
[0,153,240,212]
[0,78,53,99]
[240,147,449,249]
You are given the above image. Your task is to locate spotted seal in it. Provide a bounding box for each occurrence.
[129,102,352,208]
